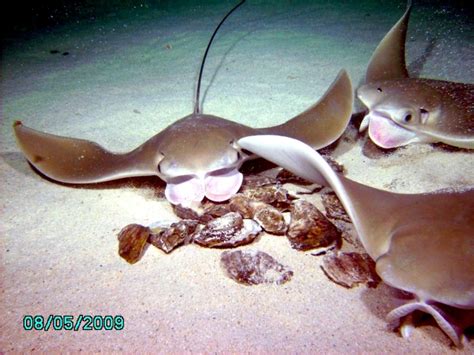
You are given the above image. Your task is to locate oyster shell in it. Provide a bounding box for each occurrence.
[193,212,261,248]
[321,252,381,288]
[287,200,341,251]
[242,174,277,188]
[321,191,351,223]
[148,219,198,253]
[220,250,293,285]
[253,203,287,235]
[229,194,287,234]
[243,185,294,210]
[229,194,255,218]
[321,155,345,174]
[277,169,313,185]
[117,224,151,264]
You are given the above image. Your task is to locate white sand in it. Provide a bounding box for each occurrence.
[1,1,473,352]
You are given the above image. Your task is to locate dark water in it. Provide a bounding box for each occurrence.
[2,0,472,40]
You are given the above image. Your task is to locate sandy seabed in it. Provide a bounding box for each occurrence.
[1,0,473,353]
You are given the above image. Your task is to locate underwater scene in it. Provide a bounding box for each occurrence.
[1,0,473,352]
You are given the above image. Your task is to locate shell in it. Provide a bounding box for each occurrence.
[220,249,293,285]
[321,155,345,174]
[148,220,198,253]
[117,224,151,264]
[287,200,341,251]
[229,194,255,218]
[229,194,287,234]
[173,202,232,224]
[321,252,381,288]
[242,185,294,209]
[321,190,351,222]
[252,203,287,235]
[277,169,313,185]
[242,174,277,188]
[193,212,261,248]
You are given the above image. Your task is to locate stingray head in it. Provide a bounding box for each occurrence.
[157,121,250,206]
[357,79,442,148]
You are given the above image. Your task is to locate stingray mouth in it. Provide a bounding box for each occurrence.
[164,168,243,206]
[361,111,417,149]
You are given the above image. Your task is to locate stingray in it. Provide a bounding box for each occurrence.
[13,0,353,206]
[238,134,474,347]
[357,0,474,149]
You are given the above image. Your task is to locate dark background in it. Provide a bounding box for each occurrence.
[2,0,472,39]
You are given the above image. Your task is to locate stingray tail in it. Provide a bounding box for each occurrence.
[194,0,246,115]
[237,134,396,259]
[262,70,353,149]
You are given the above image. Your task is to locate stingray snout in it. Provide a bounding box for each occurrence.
[164,168,243,206]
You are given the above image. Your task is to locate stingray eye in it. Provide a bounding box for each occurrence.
[403,114,412,123]
[377,87,383,92]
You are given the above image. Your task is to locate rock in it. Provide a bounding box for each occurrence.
[321,252,381,288]
[193,212,261,248]
[117,224,151,264]
[220,250,293,285]
[287,200,341,251]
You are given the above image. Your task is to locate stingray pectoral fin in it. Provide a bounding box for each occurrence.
[205,168,243,202]
[367,113,418,148]
[365,1,411,83]
[13,121,163,183]
[262,69,353,149]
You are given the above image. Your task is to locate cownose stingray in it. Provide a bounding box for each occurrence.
[238,135,474,347]
[13,0,353,206]
[357,0,474,149]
